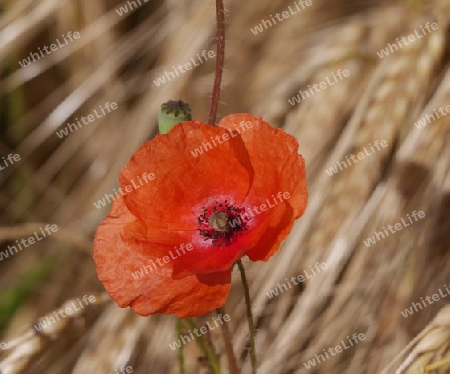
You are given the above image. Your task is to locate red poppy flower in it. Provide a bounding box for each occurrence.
[93,113,307,317]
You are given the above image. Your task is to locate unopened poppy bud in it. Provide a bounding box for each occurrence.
[158,100,192,134]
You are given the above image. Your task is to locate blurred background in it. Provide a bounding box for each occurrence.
[0,0,450,373]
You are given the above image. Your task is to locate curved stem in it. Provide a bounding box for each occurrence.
[237,260,256,373]
[217,307,240,374]
[208,0,226,126]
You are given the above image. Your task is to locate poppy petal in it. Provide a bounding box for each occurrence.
[171,195,281,277]
[119,121,253,238]
[218,114,307,261]
[93,197,231,317]
[246,201,294,261]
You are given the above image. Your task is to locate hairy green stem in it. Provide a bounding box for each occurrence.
[185,318,221,374]
[237,260,256,373]
[176,319,185,374]
[217,307,240,374]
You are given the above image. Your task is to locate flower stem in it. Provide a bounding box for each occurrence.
[176,319,185,374]
[185,318,221,374]
[237,259,257,373]
[208,0,226,126]
[217,307,240,374]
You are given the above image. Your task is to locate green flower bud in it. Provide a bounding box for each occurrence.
[158,100,192,134]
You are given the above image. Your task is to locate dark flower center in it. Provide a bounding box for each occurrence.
[197,199,250,246]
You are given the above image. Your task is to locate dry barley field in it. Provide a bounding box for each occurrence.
[0,0,450,373]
